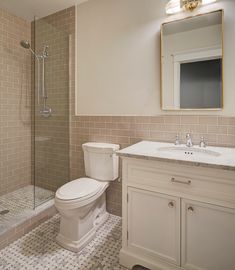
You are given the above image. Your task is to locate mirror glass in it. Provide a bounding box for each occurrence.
[161,10,223,110]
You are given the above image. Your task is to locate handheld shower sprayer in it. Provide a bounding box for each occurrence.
[20,40,40,59]
[20,40,52,118]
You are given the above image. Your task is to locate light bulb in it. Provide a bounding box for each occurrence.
[202,0,217,4]
[166,0,181,15]
[166,0,217,15]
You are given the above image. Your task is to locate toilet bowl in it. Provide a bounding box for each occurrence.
[55,142,119,252]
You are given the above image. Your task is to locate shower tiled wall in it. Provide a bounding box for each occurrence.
[32,8,74,191]
[0,8,31,195]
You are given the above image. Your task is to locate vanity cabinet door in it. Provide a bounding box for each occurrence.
[127,187,180,266]
[181,199,235,270]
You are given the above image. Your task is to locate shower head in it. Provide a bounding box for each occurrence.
[20,40,39,60]
[20,40,31,49]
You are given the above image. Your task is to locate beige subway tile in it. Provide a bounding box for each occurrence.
[180,124,207,134]
[181,115,199,124]
[227,126,235,135]
[135,130,150,138]
[217,135,235,146]
[150,116,164,123]
[149,123,165,131]
[199,116,218,125]
[164,124,181,133]
[111,129,133,137]
[164,115,181,124]
[208,125,227,134]
[117,122,130,130]
[135,116,151,123]
[218,116,235,126]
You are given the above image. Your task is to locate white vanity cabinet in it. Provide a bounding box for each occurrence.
[119,157,235,270]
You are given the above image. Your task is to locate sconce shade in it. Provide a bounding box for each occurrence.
[165,0,217,14]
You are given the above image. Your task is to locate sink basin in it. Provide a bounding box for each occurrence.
[158,146,221,157]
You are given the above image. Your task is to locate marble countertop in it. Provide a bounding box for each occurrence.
[116,141,235,171]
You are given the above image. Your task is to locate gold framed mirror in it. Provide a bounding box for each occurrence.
[161,10,224,110]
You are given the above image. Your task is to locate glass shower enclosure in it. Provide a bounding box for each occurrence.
[0,9,70,237]
[33,16,70,208]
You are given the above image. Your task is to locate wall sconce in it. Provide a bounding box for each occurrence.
[166,0,217,15]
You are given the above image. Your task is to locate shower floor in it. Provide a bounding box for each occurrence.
[0,185,54,236]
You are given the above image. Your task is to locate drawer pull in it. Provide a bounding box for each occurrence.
[171,177,191,185]
[168,201,174,208]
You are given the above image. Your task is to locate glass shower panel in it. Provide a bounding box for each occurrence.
[33,16,70,208]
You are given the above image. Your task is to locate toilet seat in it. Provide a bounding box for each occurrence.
[55,178,109,210]
[56,178,104,201]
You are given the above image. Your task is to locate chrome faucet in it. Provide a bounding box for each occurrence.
[199,136,206,148]
[174,134,180,145]
[186,133,193,147]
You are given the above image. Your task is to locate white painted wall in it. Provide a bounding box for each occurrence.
[76,0,235,116]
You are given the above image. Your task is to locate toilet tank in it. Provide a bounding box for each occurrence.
[82,142,120,181]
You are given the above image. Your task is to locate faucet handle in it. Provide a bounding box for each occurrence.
[186,133,193,147]
[199,136,206,148]
[175,134,180,145]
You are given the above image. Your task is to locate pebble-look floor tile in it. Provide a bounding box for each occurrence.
[0,214,132,270]
[0,185,54,228]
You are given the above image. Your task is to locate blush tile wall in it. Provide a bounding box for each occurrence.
[0,8,31,195]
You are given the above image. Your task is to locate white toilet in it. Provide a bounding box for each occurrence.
[55,142,120,252]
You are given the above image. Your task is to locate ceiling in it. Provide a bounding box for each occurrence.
[0,0,87,21]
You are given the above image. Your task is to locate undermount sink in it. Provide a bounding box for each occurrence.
[158,146,221,157]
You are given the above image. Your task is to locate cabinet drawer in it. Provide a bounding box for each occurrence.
[124,158,235,207]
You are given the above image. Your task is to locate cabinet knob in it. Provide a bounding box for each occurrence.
[168,201,174,208]
[188,206,194,212]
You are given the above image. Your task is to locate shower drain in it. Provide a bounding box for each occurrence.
[0,210,10,215]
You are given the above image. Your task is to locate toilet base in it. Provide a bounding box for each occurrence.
[56,226,96,252]
[56,211,109,252]
[56,192,109,252]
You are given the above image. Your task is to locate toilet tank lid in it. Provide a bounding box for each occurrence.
[82,142,120,153]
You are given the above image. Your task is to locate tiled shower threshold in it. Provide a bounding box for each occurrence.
[0,185,57,250]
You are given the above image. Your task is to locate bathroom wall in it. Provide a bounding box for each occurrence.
[75,0,235,116]
[0,8,31,195]
[71,0,235,216]
[30,3,235,216]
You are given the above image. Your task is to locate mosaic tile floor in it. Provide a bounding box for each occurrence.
[0,185,54,235]
[0,214,130,270]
